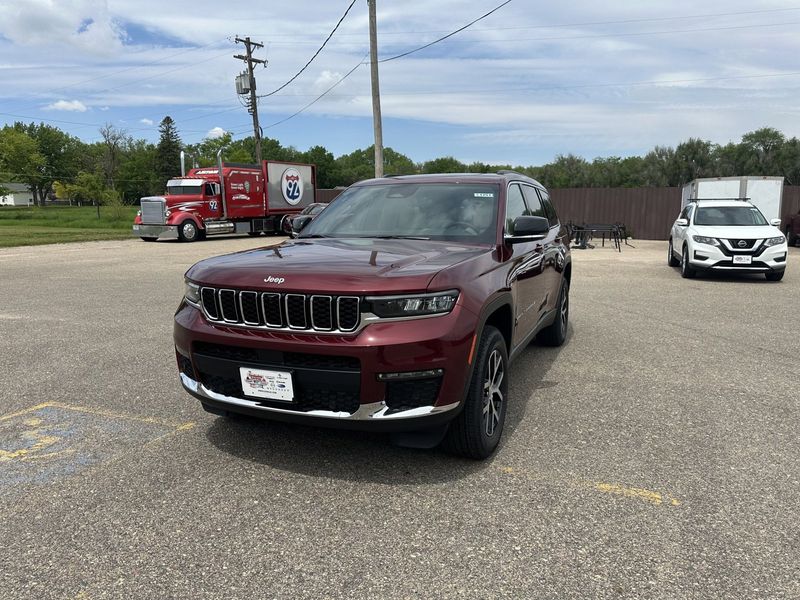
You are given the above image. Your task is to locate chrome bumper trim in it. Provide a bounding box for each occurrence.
[133,224,179,240]
[180,373,459,421]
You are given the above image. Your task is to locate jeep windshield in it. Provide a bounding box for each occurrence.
[694,206,768,226]
[299,183,500,244]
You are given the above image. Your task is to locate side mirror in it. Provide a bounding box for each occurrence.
[291,215,313,237]
[675,218,689,227]
[770,218,782,227]
[505,216,550,244]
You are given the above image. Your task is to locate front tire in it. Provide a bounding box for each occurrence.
[668,238,679,266]
[178,220,199,242]
[787,228,797,246]
[537,279,569,347]
[681,246,696,278]
[442,326,508,460]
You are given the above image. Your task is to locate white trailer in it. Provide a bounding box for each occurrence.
[680,176,784,221]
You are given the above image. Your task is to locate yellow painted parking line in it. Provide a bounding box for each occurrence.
[0,403,195,492]
[0,401,189,429]
[497,465,682,508]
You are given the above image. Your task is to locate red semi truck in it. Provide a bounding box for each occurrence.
[133,156,317,242]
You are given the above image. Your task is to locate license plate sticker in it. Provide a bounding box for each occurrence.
[733,255,752,264]
[239,367,294,401]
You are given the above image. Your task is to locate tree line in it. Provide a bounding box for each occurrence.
[1,116,798,206]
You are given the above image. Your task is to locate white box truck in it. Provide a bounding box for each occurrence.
[680,176,784,221]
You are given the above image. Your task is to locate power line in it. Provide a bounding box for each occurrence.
[258,0,358,98]
[375,0,512,62]
[237,53,367,134]
[254,5,800,38]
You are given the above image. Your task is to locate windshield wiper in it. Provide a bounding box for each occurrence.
[369,235,431,240]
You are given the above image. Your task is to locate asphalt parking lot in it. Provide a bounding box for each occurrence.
[1,236,798,599]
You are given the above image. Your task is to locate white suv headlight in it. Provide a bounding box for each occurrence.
[764,235,786,247]
[692,235,720,246]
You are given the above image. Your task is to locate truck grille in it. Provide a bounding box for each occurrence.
[200,287,361,334]
[140,198,166,224]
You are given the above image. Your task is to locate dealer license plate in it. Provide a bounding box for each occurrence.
[732,255,752,265]
[239,367,294,401]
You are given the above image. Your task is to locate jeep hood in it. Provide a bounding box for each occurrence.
[186,238,490,294]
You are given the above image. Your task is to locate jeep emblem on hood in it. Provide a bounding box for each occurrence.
[264,275,285,285]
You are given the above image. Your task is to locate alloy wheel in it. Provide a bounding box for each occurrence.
[482,349,504,437]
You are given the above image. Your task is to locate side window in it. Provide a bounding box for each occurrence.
[505,184,528,234]
[204,183,214,196]
[538,190,559,227]
[679,205,690,221]
[686,205,694,223]
[522,185,549,222]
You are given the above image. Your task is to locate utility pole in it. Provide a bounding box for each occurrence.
[234,36,267,164]
[367,0,384,178]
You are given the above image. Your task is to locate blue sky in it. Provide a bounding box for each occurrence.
[1,0,800,165]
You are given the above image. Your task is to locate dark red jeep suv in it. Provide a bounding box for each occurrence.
[174,172,571,458]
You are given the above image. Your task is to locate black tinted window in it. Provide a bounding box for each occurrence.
[522,185,548,221]
[505,184,528,234]
[538,190,559,226]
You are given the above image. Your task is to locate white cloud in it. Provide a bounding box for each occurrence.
[139,118,154,125]
[44,99,88,112]
[206,126,226,139]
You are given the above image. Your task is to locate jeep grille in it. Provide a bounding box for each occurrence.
[199,287,360,333]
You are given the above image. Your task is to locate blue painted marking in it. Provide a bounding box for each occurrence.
[0,405,175,493]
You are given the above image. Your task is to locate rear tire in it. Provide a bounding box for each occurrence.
[441,326,508,460]
[681,246,696,278]
[765,271,784,282]
[668,238,679,266]
[140,237,157,242]
[178,220,199,242]
[537,279,569,347]
[247,231,262,237]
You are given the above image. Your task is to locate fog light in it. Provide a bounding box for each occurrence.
[377,369,444,381]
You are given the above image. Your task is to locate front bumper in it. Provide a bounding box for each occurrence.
[689,242,788,273]
[132,224,179,240]
[173,301,478,431]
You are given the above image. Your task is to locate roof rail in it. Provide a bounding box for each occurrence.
[496,169,526,176]
[688,197,750,202]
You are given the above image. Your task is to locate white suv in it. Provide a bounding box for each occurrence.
[668,200,788,281]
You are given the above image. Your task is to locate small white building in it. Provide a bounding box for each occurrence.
[0,183,34,206]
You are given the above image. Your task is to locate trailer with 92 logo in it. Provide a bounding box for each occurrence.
[133,156,317,242]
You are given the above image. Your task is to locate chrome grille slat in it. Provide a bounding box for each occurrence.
[310,295,333,331]
[219,289,239,322]
[285,294,308,329]
[262,293,283,327]
[200,287,220,321]
[198,288,361,333]
[239,291,260,325]
[337,297,360,332]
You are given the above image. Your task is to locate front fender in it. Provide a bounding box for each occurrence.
[166,211,204,230]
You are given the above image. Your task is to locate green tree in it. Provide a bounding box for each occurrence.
[673,138,715,184]
[421,156,466,174]
[155,116,182,184]
[18,123,84,205]
[99,123,130,189]
[118,139,160,203]
[0,128,45,203]
[300,145,340,188]
[740,127,785,175]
